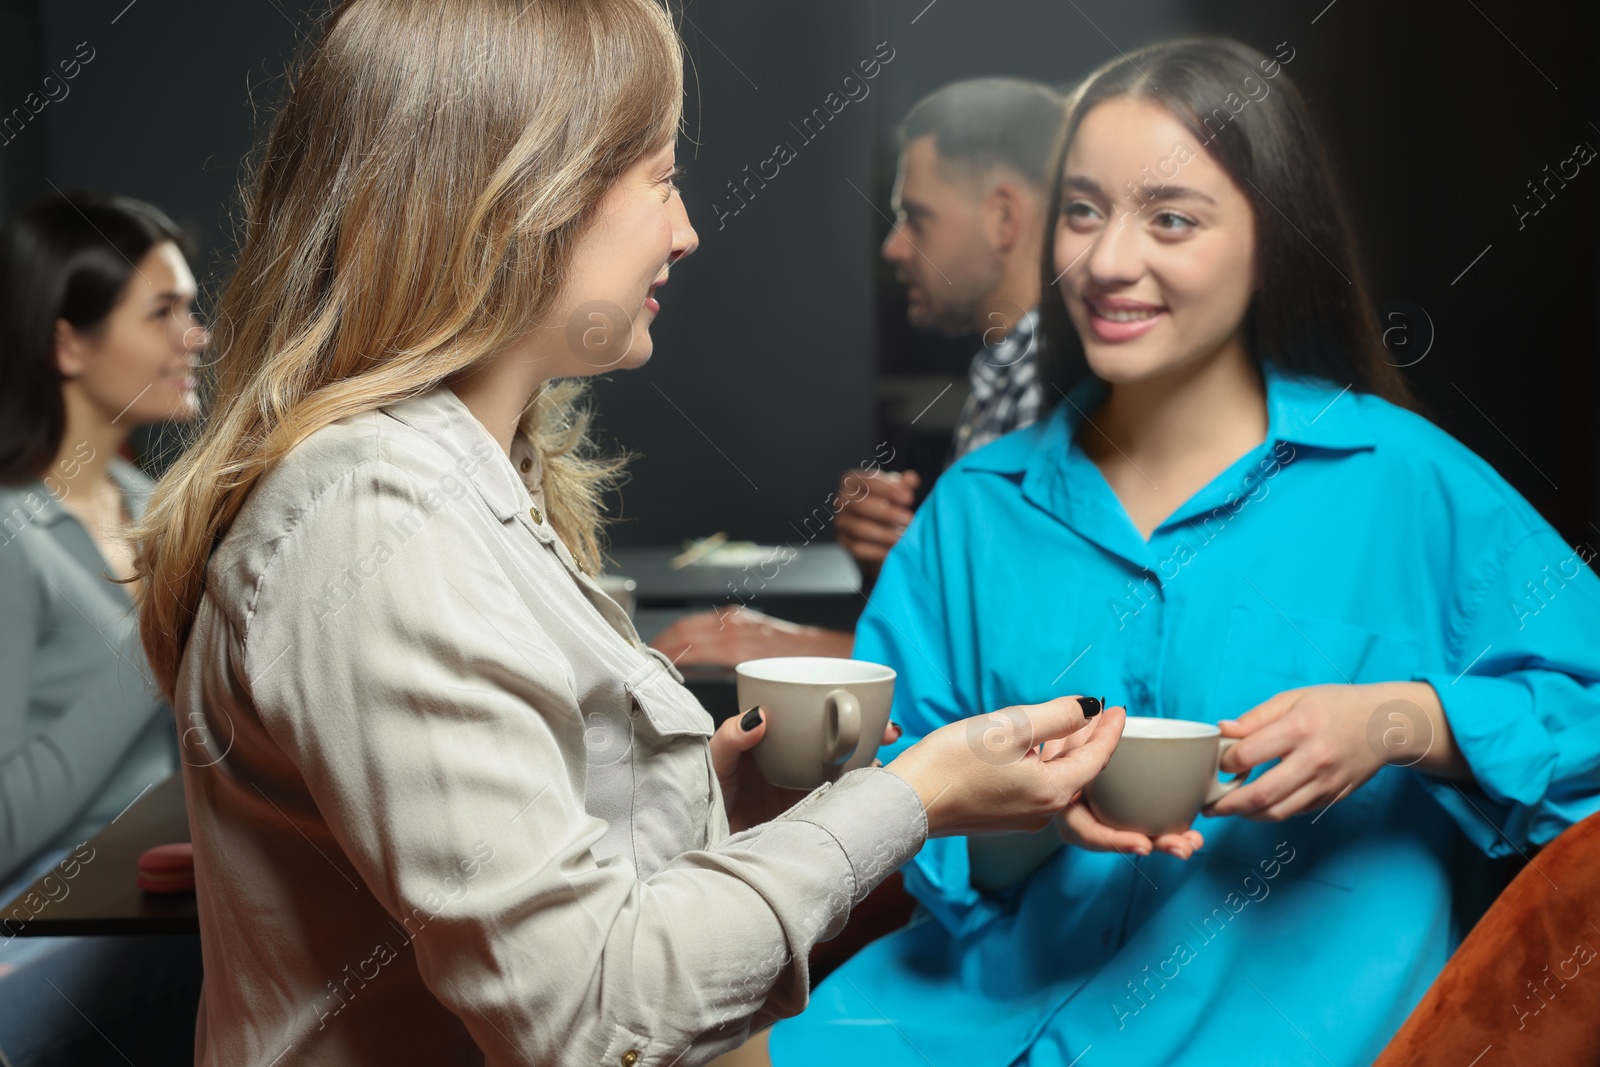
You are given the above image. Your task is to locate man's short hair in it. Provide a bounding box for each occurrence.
[900,78,1068,192]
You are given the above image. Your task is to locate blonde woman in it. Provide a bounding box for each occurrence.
[131,2,1126,1064]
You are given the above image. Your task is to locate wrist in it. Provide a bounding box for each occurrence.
[885,753,945,834]
[1365,681,1472,781]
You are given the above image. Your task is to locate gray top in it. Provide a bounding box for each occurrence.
[0,457,176,887]
[177,384,928,1066]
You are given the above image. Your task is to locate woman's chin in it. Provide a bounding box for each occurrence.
[121,398,199,426]
[163,399,202,423]
[619,317,657,369]
[1083,345,1174,386]
[616,341,653,371]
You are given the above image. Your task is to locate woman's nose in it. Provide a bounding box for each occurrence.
[184,321,211,351]
[672,195,699,261]
[1086,211,1144,286]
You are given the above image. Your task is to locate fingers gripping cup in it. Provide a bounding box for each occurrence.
[1084,716,1249,836]
[735,657,896,790]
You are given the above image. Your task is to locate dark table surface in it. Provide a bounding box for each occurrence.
[607,543,861,605]
[616,544,872,725]
[1,773,198,937]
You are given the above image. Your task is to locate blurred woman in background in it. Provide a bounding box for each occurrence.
[0,189,206,887]
[0,190,208,1065]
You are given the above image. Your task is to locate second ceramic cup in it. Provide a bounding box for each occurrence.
[1084,716,1249,836]
[735,657,896,790]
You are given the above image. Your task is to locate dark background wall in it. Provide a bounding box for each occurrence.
[3,0,322,299]
[588,0,885,546]
[3,0,1596,554]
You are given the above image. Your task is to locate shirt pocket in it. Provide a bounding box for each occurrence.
[1207,603,1424,835]
[1209,602,1423,717]
[622,665,717,878]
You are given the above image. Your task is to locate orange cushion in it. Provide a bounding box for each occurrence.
[1373,811,1600,1066]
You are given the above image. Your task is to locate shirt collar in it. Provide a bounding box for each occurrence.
[17,484,71,527]
[380,385,543,526]
[965,361,1376,480]
[957,363,1377,570]
[2,455,153,529]
[1261,367,1375,451]
[107,457,154,522]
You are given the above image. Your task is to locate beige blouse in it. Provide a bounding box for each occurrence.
[175,385,928,1066]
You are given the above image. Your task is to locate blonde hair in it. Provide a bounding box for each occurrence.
[133,0,683,698]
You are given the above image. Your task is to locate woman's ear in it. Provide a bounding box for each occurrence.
[54,318,86,379]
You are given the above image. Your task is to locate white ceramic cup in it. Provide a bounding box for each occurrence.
[735,657,896,790]
[1083,716,1248,836]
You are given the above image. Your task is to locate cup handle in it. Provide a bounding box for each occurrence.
[823,690,862,766]
[1206,737,1250,805]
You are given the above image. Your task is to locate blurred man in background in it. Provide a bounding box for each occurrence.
[652,78,1067,665]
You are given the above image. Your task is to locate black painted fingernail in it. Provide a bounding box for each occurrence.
[1078,696,1104,718]
[740,707,764,731]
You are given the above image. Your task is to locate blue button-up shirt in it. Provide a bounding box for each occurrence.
[772,367,1600,1067]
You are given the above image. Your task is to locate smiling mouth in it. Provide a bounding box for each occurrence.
[1093,305,1162,322]
[1083,298,1168,342]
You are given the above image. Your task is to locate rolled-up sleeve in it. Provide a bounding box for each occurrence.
[1416,524,1600,856]
[241,459,927,1066]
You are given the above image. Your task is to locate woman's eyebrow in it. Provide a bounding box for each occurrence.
[1064,174,1216,206]
[1143,184,1217,206]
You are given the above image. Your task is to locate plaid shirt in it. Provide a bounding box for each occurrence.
[949,308,1042,462]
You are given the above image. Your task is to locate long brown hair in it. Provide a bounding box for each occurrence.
[1038,38,1411,406]
[133,0,683,697]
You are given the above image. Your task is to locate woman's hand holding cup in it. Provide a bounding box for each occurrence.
[884,696,1128,838]
[713,712,903,834]
[1053,798,1204,860]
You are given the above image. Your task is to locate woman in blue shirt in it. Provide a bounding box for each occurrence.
[765,38,1600,1067]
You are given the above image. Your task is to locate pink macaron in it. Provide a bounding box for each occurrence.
[136,842,195,894]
